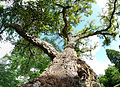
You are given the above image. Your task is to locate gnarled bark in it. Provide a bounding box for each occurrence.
[19,48,100,87]
[10,23,100,87]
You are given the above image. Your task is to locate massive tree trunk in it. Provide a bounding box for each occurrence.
[10,24,100,87]
[19,47,100,87]
[2,0,118,86]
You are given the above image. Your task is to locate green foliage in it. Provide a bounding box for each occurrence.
[4,39,51,76]
[42,35,63,52]
[0,0,120,86]
[103,37,111,46]
[114,83,120,87]
[0,0,96,41]
[2,39,51,85]
[75,38,98,57]
[99,66,120,87]
[0,64,19,87]
[0,39,52,87]
[106,49,120,71]
[0,0,119,46]
[99,0,119,46]
[30,72,41,80]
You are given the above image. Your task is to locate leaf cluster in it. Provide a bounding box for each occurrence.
[0,64,19,87]
[99,66,120,87]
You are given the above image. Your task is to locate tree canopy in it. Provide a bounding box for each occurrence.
[0,0,120,86]
[0,0,119,63]
[0,0,119,48]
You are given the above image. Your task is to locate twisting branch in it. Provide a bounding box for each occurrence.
[73,30,116,42]
[62,7,68,38]
[101,0,117,32]
[9,24,59,59]
[55,4,72,39]
[73,0,117,42]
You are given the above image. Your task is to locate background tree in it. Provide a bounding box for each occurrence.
[99,66,120,87]
[0,0,120,87]
[105,49,120,87]
[106,49,120,72]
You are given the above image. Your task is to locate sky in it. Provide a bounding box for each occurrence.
[0,0,120,75]
[85,0,120,75]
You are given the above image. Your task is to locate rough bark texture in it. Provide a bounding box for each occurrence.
[10,24,59,59]
[19,48,100,87]
[10,23,100,87]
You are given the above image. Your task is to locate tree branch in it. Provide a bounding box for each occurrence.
[0,27,6,34]
[73,0,117,42]
[73,30,116,42]
[55,3,72,39]
[101,0,117,32]
[62,7,68,38]
[9,24,59,59]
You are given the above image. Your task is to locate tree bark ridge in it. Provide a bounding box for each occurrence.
[19,48,100,87]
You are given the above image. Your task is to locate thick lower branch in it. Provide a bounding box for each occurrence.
[10,24,59,59]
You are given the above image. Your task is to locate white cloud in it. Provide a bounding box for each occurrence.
[85,58,113,75]
[0,1,13,7]
[96,0,108,9]
[84,35,111,75]
[0,41,14,58]
[96,0,109,16]
[89,36,100,55]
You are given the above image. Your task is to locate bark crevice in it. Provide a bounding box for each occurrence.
[19,48,100,87]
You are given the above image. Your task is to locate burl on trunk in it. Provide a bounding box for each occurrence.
[19,48,100,87]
